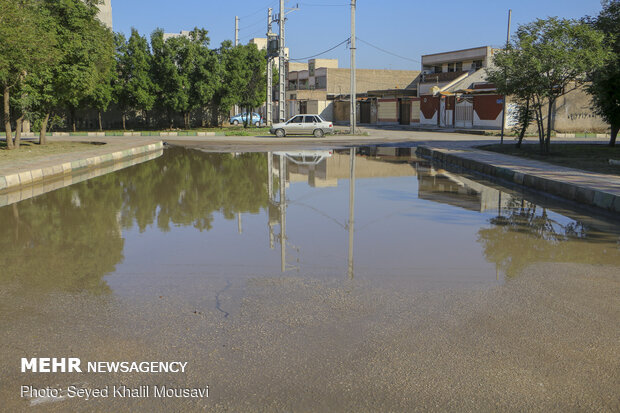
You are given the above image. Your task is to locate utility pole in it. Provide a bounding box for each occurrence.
[267,8,273,126]
[235,16,239,46]
[350,0,356,134]
[278,0,286,122]
[500,9,512,144]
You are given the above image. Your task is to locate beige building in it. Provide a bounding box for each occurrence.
[286,58,419,121]
[96,0,113,29]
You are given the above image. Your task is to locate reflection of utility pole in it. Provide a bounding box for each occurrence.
[347,148,356,279]
[279,154,287,272]
[268,152,275,249]
[237,212,242,234]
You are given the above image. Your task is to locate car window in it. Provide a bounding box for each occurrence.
[287,116,303,124]
[304,116,315,123]
[313,116,322,123]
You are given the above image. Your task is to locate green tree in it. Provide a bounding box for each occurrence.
[238,44,267,128]
[43,0,115,132]
[0,0,55,149]
[488,18,609,154]
[586,0,620,147]
[150,29,190,129]
[114,29,156,130]
[187,28,218,128]
[211,41,245,126]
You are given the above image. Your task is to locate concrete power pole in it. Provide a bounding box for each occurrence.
[350,0,356,134]
[500,9,512,144]
[278,0,286,122]
[267,8,273,126]
[235,16,239,46]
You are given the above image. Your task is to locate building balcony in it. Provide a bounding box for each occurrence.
[421,71,467,83]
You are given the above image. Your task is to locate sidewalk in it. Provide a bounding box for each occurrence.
[0,137,163,192]
[417,143,620,214]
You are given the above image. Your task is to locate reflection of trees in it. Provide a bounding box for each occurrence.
[0,148,270,294]
[478,200,620,277]
[0,173,124,294]
[118,147,269,232]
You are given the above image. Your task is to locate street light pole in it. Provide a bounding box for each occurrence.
[278,0,286,122]
[267,8,273,126]
[235,16,239,46]
[350,0,356,134]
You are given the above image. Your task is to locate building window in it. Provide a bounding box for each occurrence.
[433,65,442,73]
[473,60,483,70]
[315,76,327,90]
[456,62,463,72]
[447,63,455,72]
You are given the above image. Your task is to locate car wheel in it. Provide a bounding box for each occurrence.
[313,129,324,138]
[232,120,239,125]
[255,121,260,127]
[275,129,285,137]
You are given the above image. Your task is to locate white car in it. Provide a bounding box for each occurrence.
[270,114,334,137]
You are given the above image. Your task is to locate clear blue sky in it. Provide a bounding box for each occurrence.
[112,0,604,70]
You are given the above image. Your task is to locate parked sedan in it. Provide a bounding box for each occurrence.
[229,112,262,126]
[270,114,334,137]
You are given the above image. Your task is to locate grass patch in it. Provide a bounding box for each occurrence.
[0,141,98,163]
[224,127,271,136]
[479,143,620,175]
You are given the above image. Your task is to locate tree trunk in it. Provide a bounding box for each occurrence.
[39,112,50,145]
[14,115,24,149]
[3,86,13,149]
[610,124,618,147]
[516,99,530,149]
[71,107,77,133]
[122,113,126,131]
[545,99,554,154]
[184,112,189,129]
[98,111,103,131]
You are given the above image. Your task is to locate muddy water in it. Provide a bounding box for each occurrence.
[1,146,619,412]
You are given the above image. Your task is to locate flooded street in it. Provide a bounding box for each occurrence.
[1,146,619,412]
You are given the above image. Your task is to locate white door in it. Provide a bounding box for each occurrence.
[455,99,473,128]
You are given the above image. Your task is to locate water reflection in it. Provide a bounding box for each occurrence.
[0,146,618,296]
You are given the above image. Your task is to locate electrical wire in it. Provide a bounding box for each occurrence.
[289,38,350,61]
[238,0,279,19]
[299,2,348,6]
[356,37,421,64]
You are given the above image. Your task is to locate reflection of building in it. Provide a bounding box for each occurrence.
[417,169,515,213]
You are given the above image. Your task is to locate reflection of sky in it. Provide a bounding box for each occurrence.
[108,173,502,294]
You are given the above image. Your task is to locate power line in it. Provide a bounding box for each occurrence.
[239,16,266,32]
[356,37,421,64]
[289,38,350,61]
[299,2,348,6]
[239,0,279,19]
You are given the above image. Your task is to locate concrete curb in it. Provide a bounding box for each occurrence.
[416,146,620,214]
[0,141,163,193]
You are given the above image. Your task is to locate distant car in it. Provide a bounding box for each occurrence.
[270,114,334,138]
[229,112,262,126]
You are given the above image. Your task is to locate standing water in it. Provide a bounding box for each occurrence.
[1,146,619,411]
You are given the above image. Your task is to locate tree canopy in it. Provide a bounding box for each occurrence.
[586,0,620,146]
[487,17,609,153]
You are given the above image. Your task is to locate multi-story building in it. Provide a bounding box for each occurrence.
[418,46,505,128]
[96,0,113,29]
[286,59,420,122]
